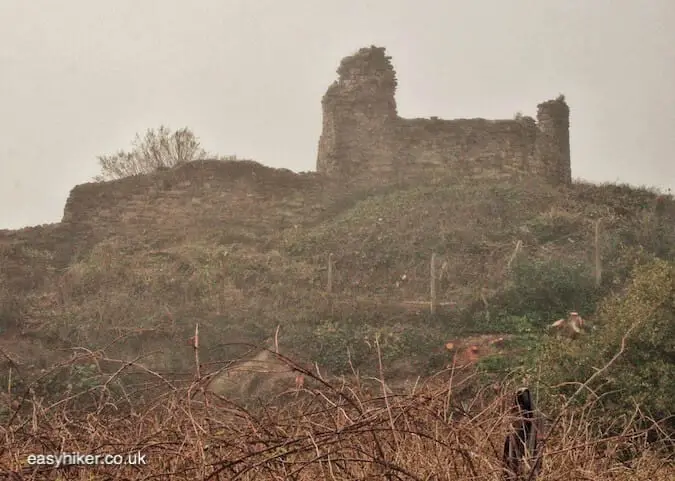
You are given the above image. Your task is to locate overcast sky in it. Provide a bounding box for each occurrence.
[1,0,673,229]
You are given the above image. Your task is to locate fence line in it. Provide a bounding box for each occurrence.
[594,219,602,287]
[430,252,437,315]
[324,250,454,314]
[327,252,334,293]
[320,221,603,315]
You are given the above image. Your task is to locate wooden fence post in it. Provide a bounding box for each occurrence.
[502,387,543,480]
[327,253,334,293]
[507,240,523,270]
[594,219,602,287]
[430,253,437,315]
[480,288,490,323]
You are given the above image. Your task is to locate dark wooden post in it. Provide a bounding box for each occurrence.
[502,387,543,480]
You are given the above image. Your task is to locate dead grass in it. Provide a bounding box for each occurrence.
[1,167,674,479]
[2,175,674,376]
[1,342,672,480]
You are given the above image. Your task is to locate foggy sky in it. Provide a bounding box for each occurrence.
[2,0,674,229]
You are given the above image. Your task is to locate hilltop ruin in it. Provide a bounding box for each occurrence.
[317,46,571,186]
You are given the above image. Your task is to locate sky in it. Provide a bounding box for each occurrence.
[1,0,674,229]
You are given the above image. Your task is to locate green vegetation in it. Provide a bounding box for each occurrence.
[1,168,673,448]
[538,258,675,430]
[1,164,673,480]
[497,257,602,326]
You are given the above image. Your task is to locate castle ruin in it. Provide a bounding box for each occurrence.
[317,46,571,186]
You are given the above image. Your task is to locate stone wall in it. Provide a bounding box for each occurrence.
[1,47,573,296]
[317,46,571,186]
[59,160,333,261]
[2,160,335,294]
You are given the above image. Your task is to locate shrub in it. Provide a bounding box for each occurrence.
[0,284,23,334]
[95,126,208,181]
[497,257,601,325]
[539,258,675,433]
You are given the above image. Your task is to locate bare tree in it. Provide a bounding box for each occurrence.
[94,126,208,181]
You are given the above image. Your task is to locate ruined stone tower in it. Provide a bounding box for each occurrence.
[535,96,572,184]
[317,46,572,186]
[317,46,399,180]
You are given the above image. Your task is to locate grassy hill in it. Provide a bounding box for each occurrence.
[1,161,673,376]
[0,160,673,479]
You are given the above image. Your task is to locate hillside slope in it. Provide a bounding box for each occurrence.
[1,160,674,391]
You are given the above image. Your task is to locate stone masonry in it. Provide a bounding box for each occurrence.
[317,46,571,186]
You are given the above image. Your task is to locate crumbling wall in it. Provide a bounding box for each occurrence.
[317,46,571,186]
[59,160,332,261]
[317,46,399,180]
[534,96,572,184]
[393,117,538,180]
